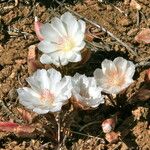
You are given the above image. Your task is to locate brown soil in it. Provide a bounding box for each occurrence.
[0,0,150,149]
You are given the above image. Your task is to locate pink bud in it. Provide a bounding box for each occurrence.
[34,16,44,41]
[101,115,117,133]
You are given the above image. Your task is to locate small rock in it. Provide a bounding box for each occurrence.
[114,45,120,51]
[130,0,141,10]
[119,18,132,27]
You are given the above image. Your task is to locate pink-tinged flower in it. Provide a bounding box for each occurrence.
[94,57,135,94]
[37,12,86,66]
[71,73,104,110]
[17,69,72,114]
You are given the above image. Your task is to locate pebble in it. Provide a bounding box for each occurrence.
[114,45,120,51]
[119,18,132,27]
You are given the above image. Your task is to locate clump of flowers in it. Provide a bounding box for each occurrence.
[14,11,137,147]
[94,57,135,94]
[71,73,104,110]
[17,69,72,114]
[35,12,86,66]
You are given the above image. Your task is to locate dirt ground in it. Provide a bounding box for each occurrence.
[0,0,150,149]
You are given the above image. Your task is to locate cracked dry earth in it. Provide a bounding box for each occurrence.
[0,0,150,149]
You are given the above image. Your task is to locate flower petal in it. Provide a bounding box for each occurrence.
[68,52,82,62]
[40,54,53,64]
[26,76,40,92]
[114,57,128,74]
[126,61,135,78]
[101,59,117,75]
[51,17,67,37]
[35,69,51,90]
[33,108,49,114]
[94,68,104,81]
[49,102,63,112]
[17,88,41,108]
[47,68,62,91]
[73,31,85,46]
[61,12,79,36]
[78,19,86,33]
[38,41,59,53]
[40,23,61,43]
[55,76,72,98]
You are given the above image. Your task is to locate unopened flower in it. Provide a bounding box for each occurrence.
[101,115,117,133]
[71,73,104,110]
[37,12,86,66]
[94,57,135,94]
[17,69,72,114]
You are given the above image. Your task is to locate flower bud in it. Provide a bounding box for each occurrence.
[34,16,44,41]
[101,115,117,133]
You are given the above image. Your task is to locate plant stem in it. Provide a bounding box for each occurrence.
[55,112,61,150]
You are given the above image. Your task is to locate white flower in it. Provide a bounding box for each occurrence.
[17,69,72,114]
[71,73,104,109]
[37,12,86,66]
[94,57,135,94]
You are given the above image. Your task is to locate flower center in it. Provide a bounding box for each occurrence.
[40,89,55,105]
[107,71,125,87]
[59,37,75,51]
[63,40,74,51]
